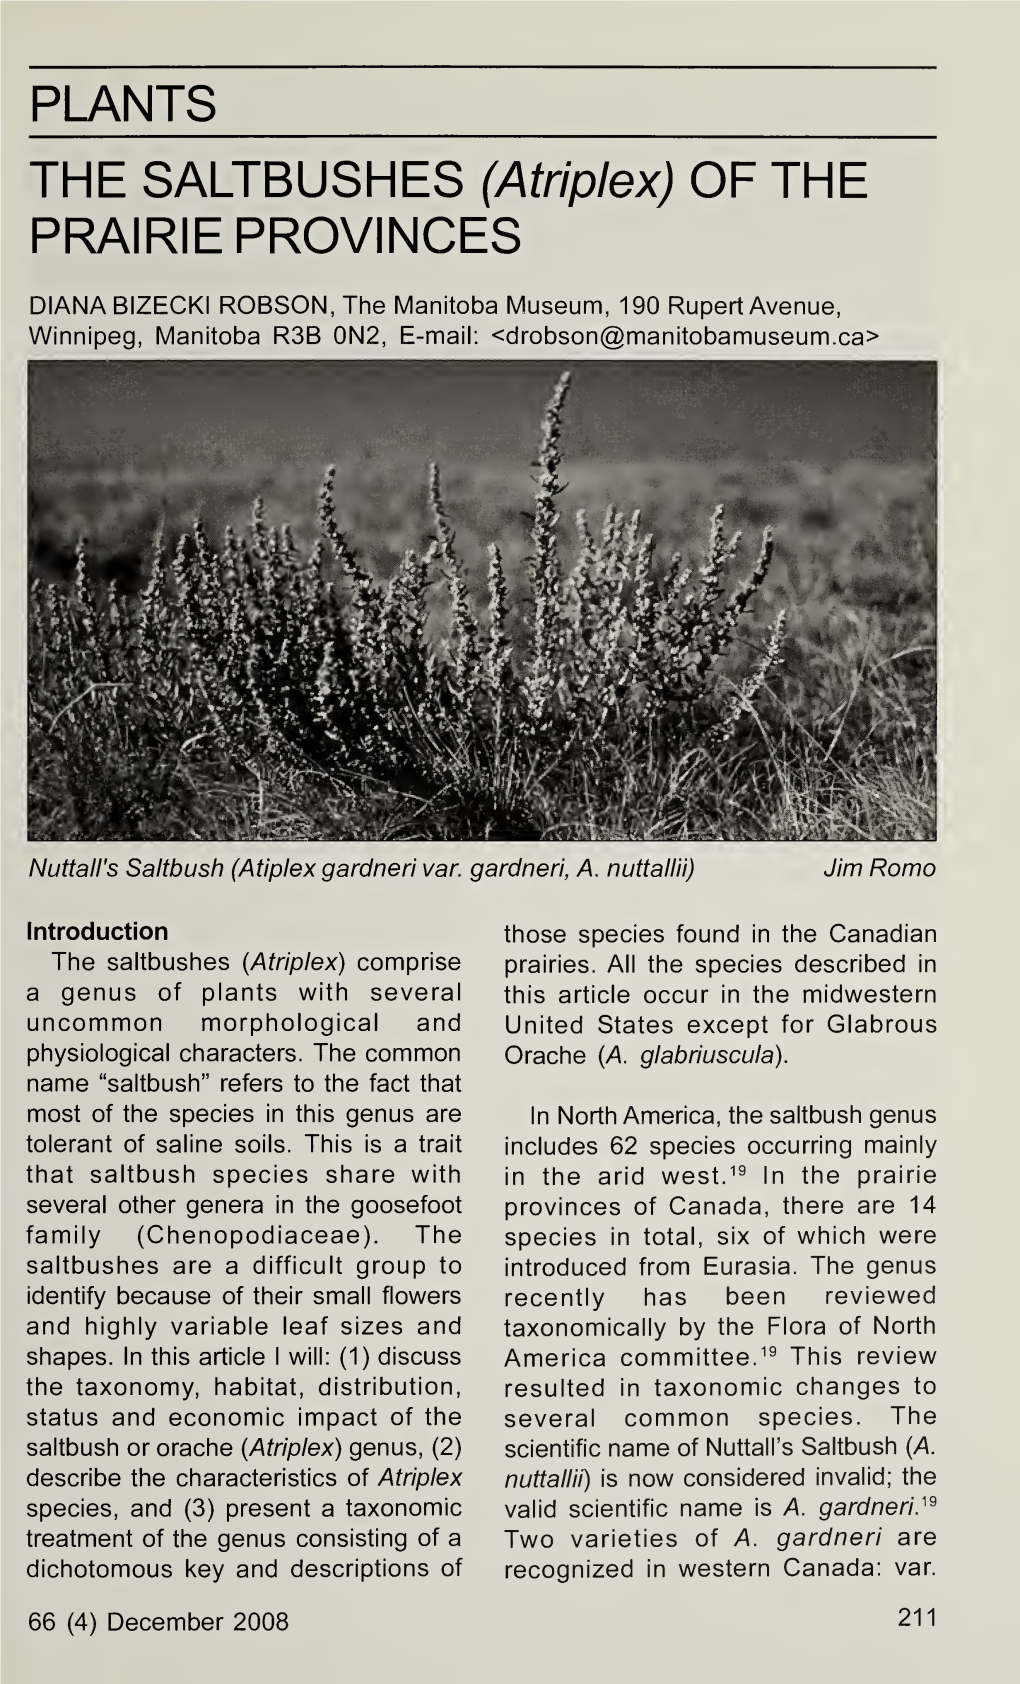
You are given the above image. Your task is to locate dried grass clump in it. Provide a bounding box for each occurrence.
[28,372,785,838]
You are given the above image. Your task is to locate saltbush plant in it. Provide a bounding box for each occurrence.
[29,372,931,842]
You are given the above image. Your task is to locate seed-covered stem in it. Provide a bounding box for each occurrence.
[525,372,570,721]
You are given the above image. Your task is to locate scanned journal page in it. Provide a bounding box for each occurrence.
[2,5,1016,1684]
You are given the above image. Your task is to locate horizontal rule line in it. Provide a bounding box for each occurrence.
[28,133,938,142]
[27,63,939,71]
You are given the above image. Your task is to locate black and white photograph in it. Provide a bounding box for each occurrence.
[27,359,935,843]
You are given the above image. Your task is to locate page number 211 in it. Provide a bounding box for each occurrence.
[898,1609,935,1627]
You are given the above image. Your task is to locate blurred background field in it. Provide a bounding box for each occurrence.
[27,361,936,842]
